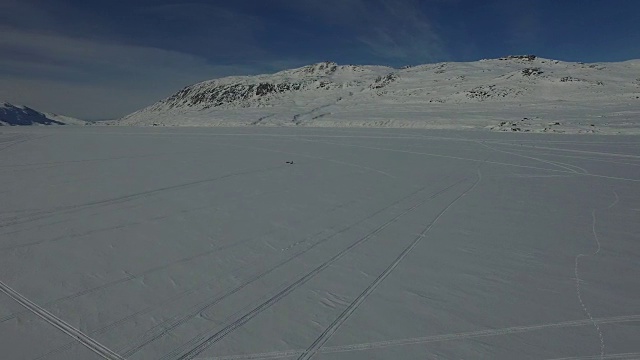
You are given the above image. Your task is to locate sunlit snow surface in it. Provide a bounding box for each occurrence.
[118,58,640,134]
[1,127,639,360]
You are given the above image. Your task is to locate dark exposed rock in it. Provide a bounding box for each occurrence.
[500,55,537,61]
[370,73,398,89]
[256,83,276,96]
[433,63,447,74]
[293,61,338,75]
[522,68,543,76]
[165,81,311,109]
[155,62,382,110]
[466,85,523,100]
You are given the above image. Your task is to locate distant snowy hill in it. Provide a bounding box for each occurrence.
[119,56,640,133]
[0,102,87,126]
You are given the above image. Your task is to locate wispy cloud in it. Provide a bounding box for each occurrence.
[279,0,447,64]
[0,0,450,118]
[0,28,256,119]
[0,1,326,118]
[134,2,269,60]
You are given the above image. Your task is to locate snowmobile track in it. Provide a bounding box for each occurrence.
[296,170,482,360]
[119,180,461,358]
[0,280,124,360]
[161,178,467,360]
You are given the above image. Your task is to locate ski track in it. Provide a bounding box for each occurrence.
[13,195,363,359]
[0,134,49,154]
[3,130,638,360]
[483,141,640,160]
[0,198,152,239]
[0,147,235,169]
[114,180,459,358]
[197,314,640,360]
[487,143,640,168]
[25,193,385,360]
[0,280,125,360]
[488,174,578,179]
[574,190,620,360]
[0,181,300,252]
[0,164,288,230]
[115,194,390,358]
[294,137,640,183]
[296,169,483,360]
[1,207,268,324]
[360,131,640,167]
[475,141,589,174]
[0,152,165,169]
[154,179,467,360]
[215,141,397,180]
[342,131,639,172]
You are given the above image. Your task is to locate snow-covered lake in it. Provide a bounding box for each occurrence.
[1,127,639,360]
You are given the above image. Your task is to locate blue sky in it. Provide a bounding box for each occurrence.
[1,0,639,119]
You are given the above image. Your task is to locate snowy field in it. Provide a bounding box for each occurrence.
[1,126,639,360]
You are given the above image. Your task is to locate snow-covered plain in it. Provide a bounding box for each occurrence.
[1,126,639,360]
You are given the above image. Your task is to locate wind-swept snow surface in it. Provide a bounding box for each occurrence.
[118,58,640,134]
[0,127,639,360]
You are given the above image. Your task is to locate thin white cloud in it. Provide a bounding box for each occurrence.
[0,0,449,119]
[279,0,446,63]
[135,2,268,59]
[0,28,258,119]
[0,78,162,121]
[0,28,220,78]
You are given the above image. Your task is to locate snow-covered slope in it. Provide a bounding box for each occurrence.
[42,112,88,126]
[0,102,87,126]
[119,57,640,133]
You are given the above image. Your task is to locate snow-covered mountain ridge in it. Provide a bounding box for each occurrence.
[119,56,640,133]
[0,102,87,126]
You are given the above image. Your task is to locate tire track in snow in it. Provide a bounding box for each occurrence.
[21,195,363,359]
[574,190,619,360]
[216,141,396,180]
[0,164,284,230]
[0,134,49,154]
[487,144,640,168]
[0,148,226,169]
[1,205,266,324]
[41,225,342,359]
[0,164,287,230]
[294,138,640,183]
[483,142,640,160]
[296,169,482,360]
[0,280,124,360]
[0,181,300,251]
[198,314,640,360]
[117,181,455,358]
[157,179,467,360]
[476,141,589,174]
